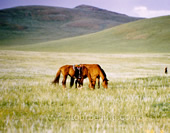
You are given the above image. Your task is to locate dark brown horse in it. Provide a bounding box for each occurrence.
[76,64,109,89]
[52,65,91,89]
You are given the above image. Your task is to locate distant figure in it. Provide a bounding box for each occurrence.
[165,67,168,74]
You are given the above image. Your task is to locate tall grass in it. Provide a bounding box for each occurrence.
[0,50,169,132]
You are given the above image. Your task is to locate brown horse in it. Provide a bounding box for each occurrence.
[74,65,92,88]
[76,64,109,89]
[52,65,91,89]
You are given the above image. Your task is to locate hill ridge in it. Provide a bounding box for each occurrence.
[74,4,127,16]
[2,15,169,53]
[0,5,141,46]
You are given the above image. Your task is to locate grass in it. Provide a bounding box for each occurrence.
[0,50,169,132]
[1,16,170,53]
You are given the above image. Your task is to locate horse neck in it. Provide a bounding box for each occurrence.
[99,69,106,81]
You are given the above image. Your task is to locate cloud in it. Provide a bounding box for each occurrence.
[133,6,170,18]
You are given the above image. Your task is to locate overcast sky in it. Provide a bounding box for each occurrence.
[0,0,170,18]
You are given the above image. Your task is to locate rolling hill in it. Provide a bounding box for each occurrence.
[0,5,141,46]
[2,15,169,53]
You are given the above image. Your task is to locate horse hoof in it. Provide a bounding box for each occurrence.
[78,86,82,90]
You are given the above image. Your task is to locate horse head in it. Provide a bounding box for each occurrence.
[74,64,83,79]
[102,78,109,89]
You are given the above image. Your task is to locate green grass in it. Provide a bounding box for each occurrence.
[1,16,170,53]
[0,50,169,132]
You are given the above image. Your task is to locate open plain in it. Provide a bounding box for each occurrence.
[0,50,169,132]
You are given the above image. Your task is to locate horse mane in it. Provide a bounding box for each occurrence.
[96,64,107,81]
[101,68,107,79]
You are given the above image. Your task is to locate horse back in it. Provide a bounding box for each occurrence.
[60,65,74,76]
[83,64,107,79]
[83,64,101,75]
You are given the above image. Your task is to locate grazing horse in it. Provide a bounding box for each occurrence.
[74,65,92,88]
[76,64,109,89]
[52,65,91,89]
[52,65,80,88]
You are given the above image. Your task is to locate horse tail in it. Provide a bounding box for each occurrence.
[52,68,61,84]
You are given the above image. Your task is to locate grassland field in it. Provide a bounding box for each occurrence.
[0,50,169,132]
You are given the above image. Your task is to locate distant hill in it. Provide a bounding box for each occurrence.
[0,5,141,46]
[3,15,169,53]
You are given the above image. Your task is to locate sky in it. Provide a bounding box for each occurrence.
[0,0,170,18]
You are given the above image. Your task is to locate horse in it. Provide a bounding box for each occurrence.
[75,64,109,89]
[52,64,91,89]
[52,65,79,88]
[74,65,92,88]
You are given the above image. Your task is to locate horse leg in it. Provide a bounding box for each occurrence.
[70,77,74,88]
[80,79,84,87]
[97,77,100,89]
[90,78,96,90]
[75,79,82,88]
[78,78,83,89]
[75,79,78,88]
[62,75,68,89]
